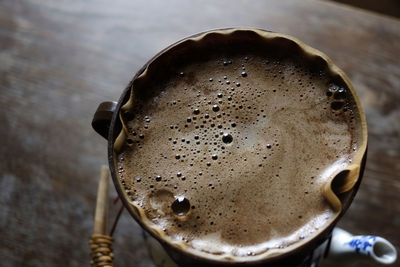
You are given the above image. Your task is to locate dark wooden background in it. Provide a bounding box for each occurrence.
[0,0,399,266]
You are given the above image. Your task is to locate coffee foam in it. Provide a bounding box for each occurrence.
[114,41,362,258]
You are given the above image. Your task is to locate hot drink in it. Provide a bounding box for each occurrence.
[111,31,364,261]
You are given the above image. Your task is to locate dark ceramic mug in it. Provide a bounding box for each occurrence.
[91,29,395,266]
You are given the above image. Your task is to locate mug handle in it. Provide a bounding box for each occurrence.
[92,101,118,140]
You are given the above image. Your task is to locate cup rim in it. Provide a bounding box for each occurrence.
[107,28,368,264]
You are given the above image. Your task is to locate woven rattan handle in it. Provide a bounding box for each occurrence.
[89,166,114,267]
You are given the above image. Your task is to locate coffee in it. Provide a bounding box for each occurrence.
[113,35,361,258]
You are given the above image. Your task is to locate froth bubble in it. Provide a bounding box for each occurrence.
[212,105,220,112]
[222,133,233,144]
[334,88,346,100]
[241,71,247,77]
[171,196,190,216]
[331,101,344,110]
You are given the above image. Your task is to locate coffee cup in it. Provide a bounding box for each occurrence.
[92,28,396,266]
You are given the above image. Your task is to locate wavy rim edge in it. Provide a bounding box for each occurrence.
[111,28,368,263]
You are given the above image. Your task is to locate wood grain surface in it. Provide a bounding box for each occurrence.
[0,0,399,266]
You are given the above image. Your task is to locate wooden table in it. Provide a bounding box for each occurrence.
[1,0,399,266]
